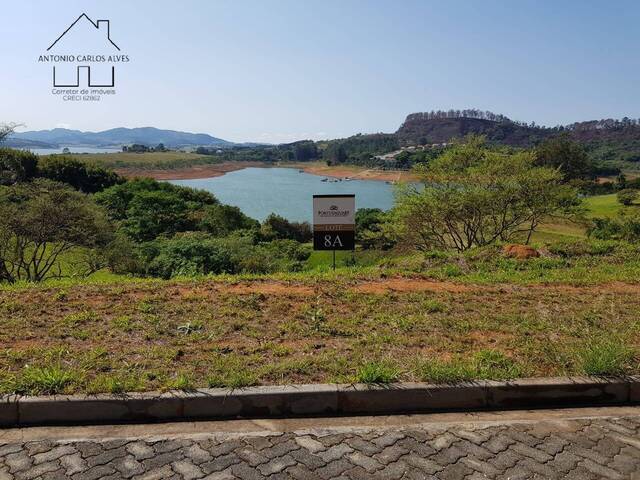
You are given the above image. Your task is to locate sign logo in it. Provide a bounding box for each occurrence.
[38,13,130,101]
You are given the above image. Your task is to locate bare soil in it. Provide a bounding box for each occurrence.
[1,276,638,393]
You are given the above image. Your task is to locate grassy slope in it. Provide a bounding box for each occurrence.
[67,152,219,170]
[2,242,640,395]
[583,194,622,218]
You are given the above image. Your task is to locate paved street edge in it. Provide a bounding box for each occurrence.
[1,376,639,427]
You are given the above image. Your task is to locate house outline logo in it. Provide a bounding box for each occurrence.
[47,13,120,52]
[43,13,128,89]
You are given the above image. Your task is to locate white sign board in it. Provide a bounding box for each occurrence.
[312,195,355,225]
[312,194,355,250]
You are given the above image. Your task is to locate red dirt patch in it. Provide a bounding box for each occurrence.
[116,162,266,180]
[503,244,540,259]
[352,278,472,294]
[226,282,314,296]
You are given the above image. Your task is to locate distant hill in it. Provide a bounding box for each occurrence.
[395,111,640,167]
[1,137,58,149]
[7,127,232,149]
[396,114,550,147]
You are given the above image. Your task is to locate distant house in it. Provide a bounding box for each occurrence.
[47,13,120,87]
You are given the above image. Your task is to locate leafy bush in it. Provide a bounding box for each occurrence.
[0,148,38,185]
[546,239,617,257]
[617,188,638,206]
[241,239,311,273]
[143,233,237,278]
[100,233,143,274]
[140,233,311,278]
[588,210,640,242]
[96,178,218,221]
[96,178,220,241]
[356,208,395,250]
[124,190,196,241]
[260,214,312,242]
[200,204,259,236]
[38,156,122,193]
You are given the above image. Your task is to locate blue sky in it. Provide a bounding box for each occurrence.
[1,0,639,143]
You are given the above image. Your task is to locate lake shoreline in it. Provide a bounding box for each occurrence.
[117,161,419,182]
[116,161,264,180]
[169,167,397,222]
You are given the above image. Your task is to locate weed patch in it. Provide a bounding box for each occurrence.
[15,365,79,395]
[356,360,400,384]
[579,338,635,375]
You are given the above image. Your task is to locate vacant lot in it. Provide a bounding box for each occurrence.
[1,266,638,395]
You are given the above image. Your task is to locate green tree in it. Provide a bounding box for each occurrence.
[123,190,193,242]
[38,156,122,193]
[0,180,113,282]
[199,204,259,236]
[393,137,580,251]
[355,208,394,249]
[95,178,218,240]
[292,141,318,161]
[535,135,594,181]
[588,210,640,242]
[261,214,312,242]
[323,143,347,165]
[0,148,38,185]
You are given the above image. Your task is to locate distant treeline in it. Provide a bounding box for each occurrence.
[405,110,513,124]
[196,134,402,168]
[405,110,640,131]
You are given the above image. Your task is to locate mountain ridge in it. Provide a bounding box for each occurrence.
[394,113,640,166]
[395,111,640,148]
[7,127,232,149]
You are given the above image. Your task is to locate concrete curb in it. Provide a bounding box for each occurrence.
[1,376,638,427]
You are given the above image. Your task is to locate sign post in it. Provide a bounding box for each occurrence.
[312,194,355,270]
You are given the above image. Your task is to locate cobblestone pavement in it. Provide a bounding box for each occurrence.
[1,410,640,479]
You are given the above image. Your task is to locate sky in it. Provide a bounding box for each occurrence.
[1,0,639,143]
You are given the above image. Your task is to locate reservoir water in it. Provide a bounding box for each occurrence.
[171,167,399,222]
